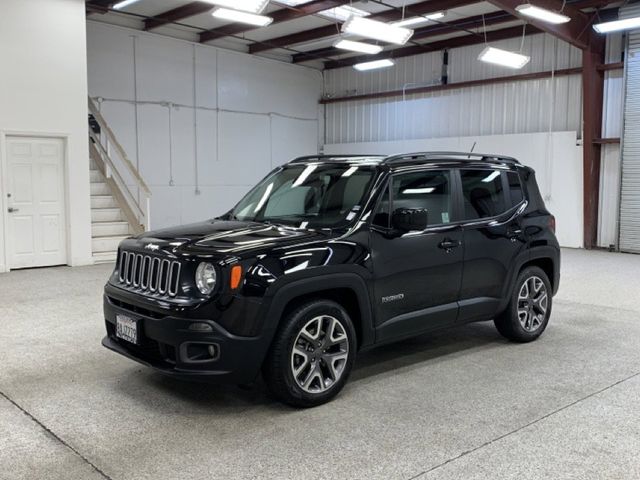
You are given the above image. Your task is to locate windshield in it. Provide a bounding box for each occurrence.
[228,164,377,228]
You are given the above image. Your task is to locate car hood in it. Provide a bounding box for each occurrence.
[127,220,334,257]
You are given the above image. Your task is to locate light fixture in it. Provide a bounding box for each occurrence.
[334,39,384,54]
[515,4,570,24]
[593,16,640,33]
[276,0,314,5]
[212,8,273,26]
[394,11,446,28]
[353,59,395,71]
[113,0,140,10]
[342,17,414,45]
[319,5,370,22]
[478,46,530,69]
[202,0,269,14]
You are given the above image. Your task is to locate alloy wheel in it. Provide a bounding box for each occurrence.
[290,315,349,394]
[517,275,549,332]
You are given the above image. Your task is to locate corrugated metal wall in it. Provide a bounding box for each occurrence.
[619,3,640,253]
[323,33,583,144]
[598,33,625,248]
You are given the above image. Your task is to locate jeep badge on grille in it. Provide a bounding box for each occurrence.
[145,243,159,252]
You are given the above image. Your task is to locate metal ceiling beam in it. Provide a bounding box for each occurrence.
[145,2,213,31]
[324,24,540,69]
[200,0,351,43]
[487,0,603,50]
[293,11,513,63]
[249,0,482,54]
[86,0,116,14]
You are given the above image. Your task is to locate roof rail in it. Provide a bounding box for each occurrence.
[383,151,520,165]
[288,154,385,164]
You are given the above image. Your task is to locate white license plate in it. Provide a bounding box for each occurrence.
[116,314,138,344]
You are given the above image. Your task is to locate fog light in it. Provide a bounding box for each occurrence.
[189,322,213,332]
[207,345,218,358]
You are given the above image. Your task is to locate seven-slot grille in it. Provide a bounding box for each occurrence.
[118,250,181,297]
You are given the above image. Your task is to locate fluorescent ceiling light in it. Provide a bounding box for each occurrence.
[275,0,313,5]
[481,171,501,183]
[334,39,384,54]
[212,8,273,26]
[403,187,435,194]
[113,0,140,10]
[202,0,269,14]
[593,16,640,33]
[478,46,530,69]
[342,17,414,45]
[515,4,570,24]
[319,5,370,22]
[353,59,395,71]
[394,11,446,28]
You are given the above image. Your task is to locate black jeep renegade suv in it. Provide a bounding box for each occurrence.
[102,152,560,407]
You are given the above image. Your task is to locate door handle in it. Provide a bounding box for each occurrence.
[507,229,523,242]
[438,239,460,251]
[8,207,19,213]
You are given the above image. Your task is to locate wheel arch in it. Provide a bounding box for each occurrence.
[262,273,375,352]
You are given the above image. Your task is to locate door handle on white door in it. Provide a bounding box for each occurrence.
[8,207,19,213]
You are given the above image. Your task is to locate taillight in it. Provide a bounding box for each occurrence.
[549,215,556,234]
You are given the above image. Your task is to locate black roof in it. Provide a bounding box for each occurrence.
[288,152,520,167]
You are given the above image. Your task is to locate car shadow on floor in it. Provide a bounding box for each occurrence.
[112,321,508,413]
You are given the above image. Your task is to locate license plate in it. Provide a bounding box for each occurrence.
[116,314,138,345]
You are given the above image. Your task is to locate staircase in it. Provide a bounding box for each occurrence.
[88,97,151,263]
[90,162,133,263]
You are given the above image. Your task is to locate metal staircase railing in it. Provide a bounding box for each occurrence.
[88,97,151,234]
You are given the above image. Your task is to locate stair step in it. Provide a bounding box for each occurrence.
[93,251,118,264]
[92,221,130,237]
[90,170,103,183]
[91,208,123,222]
[90,182,110,195]
[91,195,118,209]
[92,235,129,253]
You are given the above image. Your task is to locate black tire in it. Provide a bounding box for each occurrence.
[263,299,357,408]
[494,266,552,343]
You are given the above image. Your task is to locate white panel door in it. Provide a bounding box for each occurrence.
[6,137,67,269]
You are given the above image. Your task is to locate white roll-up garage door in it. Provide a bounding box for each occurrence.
[620,4,640,253]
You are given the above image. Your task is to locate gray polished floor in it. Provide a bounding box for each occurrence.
[1,248,639,480]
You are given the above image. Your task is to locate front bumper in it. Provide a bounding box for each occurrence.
[102,292,272,384]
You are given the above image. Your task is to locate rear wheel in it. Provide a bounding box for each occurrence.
[263,300,356,408]
[494,266,552,342]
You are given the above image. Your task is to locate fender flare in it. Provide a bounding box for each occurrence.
[258,272,375,353]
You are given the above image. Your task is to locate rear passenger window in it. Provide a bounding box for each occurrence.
[460,169,507,220]
[507,172,524,206]
[391,170,452,226]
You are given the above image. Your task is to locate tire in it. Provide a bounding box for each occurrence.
[263,299,357,408]
[494,266,552,343]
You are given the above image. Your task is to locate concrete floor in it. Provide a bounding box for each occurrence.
[1,248,639,480]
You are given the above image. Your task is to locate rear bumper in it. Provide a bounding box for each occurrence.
[102,293,272,384]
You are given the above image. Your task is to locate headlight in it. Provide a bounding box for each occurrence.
[195,262,217,295]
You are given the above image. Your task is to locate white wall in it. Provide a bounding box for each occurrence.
[86,22,322,230]
[0,0,91,272]
[324,131,583,248]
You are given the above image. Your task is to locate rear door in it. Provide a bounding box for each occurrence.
[370,168,464,343]
[456,167,527,322]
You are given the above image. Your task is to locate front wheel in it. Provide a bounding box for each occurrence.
[263,300,357,408]
[494,266,552,342]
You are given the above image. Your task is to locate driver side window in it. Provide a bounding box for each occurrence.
[372,170,453,228]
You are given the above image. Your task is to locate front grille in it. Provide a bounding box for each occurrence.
[118,250,181,297]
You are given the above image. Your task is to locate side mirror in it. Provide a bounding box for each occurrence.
[392,208,428,232]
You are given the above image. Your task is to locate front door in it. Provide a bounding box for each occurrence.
[370,168,463,343]
[5,136,67,269]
